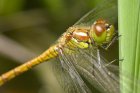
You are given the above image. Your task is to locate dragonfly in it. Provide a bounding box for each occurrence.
[0,0,119,93]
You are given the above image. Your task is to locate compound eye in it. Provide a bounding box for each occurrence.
[73,31,89,41]
[105,24,111,29]
[93,23,106,36]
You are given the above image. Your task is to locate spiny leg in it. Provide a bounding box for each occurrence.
[103,34,122,67]
[105,34,121,50]
[97,34,121,67]
[103,59,124,68]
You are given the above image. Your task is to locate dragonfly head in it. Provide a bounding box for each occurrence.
[90,19,115,46]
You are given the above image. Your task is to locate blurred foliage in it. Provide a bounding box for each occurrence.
[0,0,118,93]
[119,0,140,93]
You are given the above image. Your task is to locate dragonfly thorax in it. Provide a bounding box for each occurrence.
[72,29,90,42]
[63,27,91,49]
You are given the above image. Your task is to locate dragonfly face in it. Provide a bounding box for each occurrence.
[90,19,115,46]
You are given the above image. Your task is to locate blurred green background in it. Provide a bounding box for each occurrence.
[0,0,118,93]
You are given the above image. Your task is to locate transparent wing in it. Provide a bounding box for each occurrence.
[52,50,91,93]
[52,47,139,93]
[107,62,140,93]
[58,48,92,93]
[52,46,118,93]
[74,0,117,26]
[52,59,80,93]
[62,47,120,93]
[68,47,140,93]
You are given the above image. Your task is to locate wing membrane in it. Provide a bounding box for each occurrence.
[52,49,92,93]
[58,48,92,93]
[52,59,78,93]
[74,0,117,26]
[53,46,119,93]
[66,47,120,93]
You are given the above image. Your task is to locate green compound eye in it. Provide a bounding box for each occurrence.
[90,19,115,46]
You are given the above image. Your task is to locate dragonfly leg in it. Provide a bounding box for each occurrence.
[104,58,124,67]
[105,35,121,50]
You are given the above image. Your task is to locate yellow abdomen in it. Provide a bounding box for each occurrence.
[0,45,58,86]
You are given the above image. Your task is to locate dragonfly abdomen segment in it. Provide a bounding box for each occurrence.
[0,45,58,86]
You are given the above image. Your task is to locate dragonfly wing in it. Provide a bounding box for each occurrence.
[58,48,92,93]
[74,0,117,26]
[52,48,92,93]
[70,47,140,93]
[77,48,119,93]
[52,60,79,93]
[106,61,140,93]
[60,47,120,93]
